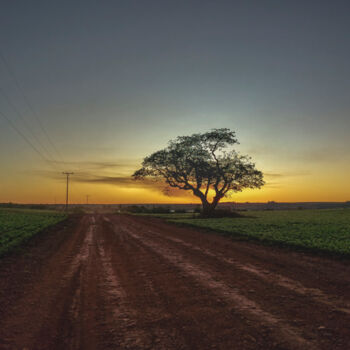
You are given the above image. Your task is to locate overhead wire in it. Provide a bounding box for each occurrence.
[0,50,66,166]
[0,109,60,172]
[0,86,62,170]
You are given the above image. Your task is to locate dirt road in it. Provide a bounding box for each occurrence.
[0,214,349,349]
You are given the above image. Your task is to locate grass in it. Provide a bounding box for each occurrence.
[0,208,67,257]
[138,209,350,256]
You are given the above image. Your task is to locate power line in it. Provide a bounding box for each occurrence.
[0,109,59,170]
[0,86,62,170]
[0,50,66,165]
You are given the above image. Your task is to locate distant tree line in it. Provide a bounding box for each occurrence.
[123,205,201,214]
[0,203,54,210]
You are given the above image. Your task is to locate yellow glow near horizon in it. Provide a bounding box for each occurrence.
[2,170,349,204]
[1,2,350,205]
[1,147,350,204]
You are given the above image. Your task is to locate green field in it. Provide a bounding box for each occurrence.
[0,208,67,257]
[143,209,350,256]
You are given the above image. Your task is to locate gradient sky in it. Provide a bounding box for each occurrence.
[0,0,349,204]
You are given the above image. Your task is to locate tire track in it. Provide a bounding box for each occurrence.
[102,215,271,349]
[124,218,350,315]
[118,221,318,350]
[95,218,152,349]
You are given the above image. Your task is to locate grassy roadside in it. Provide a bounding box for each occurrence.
[0,208,68,258]
[136,209,350,257]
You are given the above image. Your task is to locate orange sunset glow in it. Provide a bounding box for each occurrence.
[0,1,349,205]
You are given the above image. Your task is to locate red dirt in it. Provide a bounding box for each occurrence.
[0,213,349,350]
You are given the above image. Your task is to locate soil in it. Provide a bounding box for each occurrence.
[0,213,349,350]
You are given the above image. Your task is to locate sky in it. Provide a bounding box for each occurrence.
[0,0,349,204]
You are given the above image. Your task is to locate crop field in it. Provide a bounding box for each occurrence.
[145,209,350,256]
[0,208,67,257]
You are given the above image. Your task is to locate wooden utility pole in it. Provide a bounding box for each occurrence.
[62,172,74,211]
[86,195,90,205]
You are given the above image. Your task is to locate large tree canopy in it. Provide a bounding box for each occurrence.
[133,128,264,216]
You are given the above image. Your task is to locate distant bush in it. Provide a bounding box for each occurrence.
[151,206,171,213]
[124,205,171,214]
[199,209,246,218]
[70,207,86,214]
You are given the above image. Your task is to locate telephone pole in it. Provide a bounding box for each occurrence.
[62,172,74,211]
[86,195,90,205]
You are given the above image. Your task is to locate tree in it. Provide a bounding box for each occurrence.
[133,128,264,217]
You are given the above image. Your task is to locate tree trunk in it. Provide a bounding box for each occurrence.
[201,199,219,218]
[201,202,212,217]
[200,192,225,217]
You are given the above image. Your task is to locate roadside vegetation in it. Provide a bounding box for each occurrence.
[0,208,67,257]
[138,209,350,256]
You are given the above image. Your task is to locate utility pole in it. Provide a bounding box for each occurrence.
[86,195,90,205]
[62,172,74,211]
